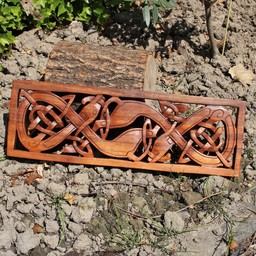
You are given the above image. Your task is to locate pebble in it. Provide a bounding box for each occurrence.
[73,234,92,251]
[0,230,16,250]
[68,222,82,236]
[164,211,185,232]
[182,191,203,205]
[16,203,34,214]
[47,182,66,196]
[16,229,41,254]
[45,220,59,233]
[74,172,89,185]
[44,235,59,249]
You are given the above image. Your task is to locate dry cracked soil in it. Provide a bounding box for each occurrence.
[0,1,256,256]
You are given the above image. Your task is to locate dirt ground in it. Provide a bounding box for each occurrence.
[0,1,255,255]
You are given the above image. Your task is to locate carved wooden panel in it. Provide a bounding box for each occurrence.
[7,80,246,176]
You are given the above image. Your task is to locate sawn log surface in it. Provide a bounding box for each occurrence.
[45,41,158,91]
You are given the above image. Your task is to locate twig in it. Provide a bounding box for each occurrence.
[239,204,256,215]
[222,0,232,55]
[175,191,223,213]
[204,0,220,57]
[92,181,174,194]
[114,205,164,230]
[114,205,148,220]
[93,181,147,188]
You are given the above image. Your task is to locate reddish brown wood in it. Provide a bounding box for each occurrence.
[7,80,246,177]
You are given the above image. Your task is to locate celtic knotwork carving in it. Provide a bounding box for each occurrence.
[16,89,236,168]
[7,80,246,176]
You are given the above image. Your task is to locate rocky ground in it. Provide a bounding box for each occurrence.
[0,1,256,255]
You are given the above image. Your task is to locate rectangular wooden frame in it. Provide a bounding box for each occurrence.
[7,80,246,176]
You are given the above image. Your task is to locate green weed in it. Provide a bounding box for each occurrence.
[51,195,66,246]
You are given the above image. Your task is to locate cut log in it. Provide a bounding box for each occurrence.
[45,41,159,91]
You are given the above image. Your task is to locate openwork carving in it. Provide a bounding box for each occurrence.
[7,80,246,176]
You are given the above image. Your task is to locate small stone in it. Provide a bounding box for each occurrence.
[182,191,203,205]
[211,55,230,72]
[12,185,29,200]
[45,32,61,44]
[110,168,123,178]
[35,42,52,55]
[68,164,84,173]
[28,193,40,205]
[16,203,34,214]
[0,230,16,250]
[229,191,241,202]
[85,29,99,44]
[15,221,27,233]
[73,233,92,251]
[47,182,66,196]
[62,203,72,216]
[244,166,255,181]
[133,196,147,208]
[46,251,61,256]
[199,176,236,195]
[126,248,140,256]
[64,250,80,256]
[68,222,82,236]
[32,206,45,217]
[24,67,39,79]
[164,211,184,232]
[74,172,89,185]
[36,180,48,192]
[71,198,95,223]
[45,220,59,233]
[16,229,40,255]
[29,246,50,256]
[44,235,59,249]
[146,39,159,51]
[6,61,20,75]
[3,164,20,176]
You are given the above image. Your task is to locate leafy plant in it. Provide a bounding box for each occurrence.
[0,0,130,54]
[135,0,176,27]
[0,0,28,53]
[52,195,67,245]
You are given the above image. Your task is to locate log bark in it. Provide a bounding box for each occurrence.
[45,41,159,91]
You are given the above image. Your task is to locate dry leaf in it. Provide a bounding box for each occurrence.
[36,165,44,181]
[11,166,44,186]
[25,166,43,185]
[64,193,77,205]
[11,168,34,186]
[229,64,256,86]
[229,239,238,252]
[32,223,44,234]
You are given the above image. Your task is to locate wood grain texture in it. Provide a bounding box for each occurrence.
[7,80,246,177]
[45,41,159,91]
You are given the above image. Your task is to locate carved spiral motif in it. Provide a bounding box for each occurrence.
[16,90,236,168]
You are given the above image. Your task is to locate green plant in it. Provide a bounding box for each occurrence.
[110,202,147,250]
[52,195,66,245]
[0,154,6,161]
[134,0,176,27]
[0,0,27,53]
[0,0,131,54]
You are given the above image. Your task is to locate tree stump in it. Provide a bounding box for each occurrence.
[45,41,159,91]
